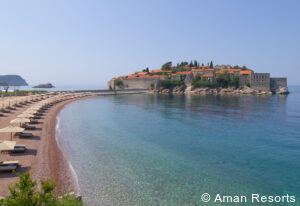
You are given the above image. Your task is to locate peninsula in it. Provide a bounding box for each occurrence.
[108,61,288,95]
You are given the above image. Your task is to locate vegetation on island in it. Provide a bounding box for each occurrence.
[0,172,82,206]
[114,78,123,87]
[192,80,216,88]
[161,80,184,89]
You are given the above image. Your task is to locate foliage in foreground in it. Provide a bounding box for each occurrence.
[0,172,82,206]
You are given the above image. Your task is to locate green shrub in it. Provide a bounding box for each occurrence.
[114,78,123,87]
[150,83,155,90]
[161,80,184,89]
[0,172,82,206]
[246,83,251,87]
[192,80,216,88]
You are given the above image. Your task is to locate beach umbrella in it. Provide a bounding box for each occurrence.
[0,141,16,152]
[18,113,34,118]
[10,118,30,127]
[0,126,24,141]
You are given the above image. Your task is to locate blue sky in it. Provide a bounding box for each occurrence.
[0,0,299,88]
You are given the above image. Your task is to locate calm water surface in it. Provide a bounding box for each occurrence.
[56,87,300,206]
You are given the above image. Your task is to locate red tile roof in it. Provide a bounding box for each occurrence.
[202,74,214,77]
[240,70,252,75]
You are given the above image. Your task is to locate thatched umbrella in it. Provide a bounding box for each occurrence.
[10,118,30,127]
[18,113,34,118]
[0,126,24,141]
[0,141,16,152]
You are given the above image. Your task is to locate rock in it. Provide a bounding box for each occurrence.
[276,87,289,94]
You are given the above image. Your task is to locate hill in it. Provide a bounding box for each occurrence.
[0,75,28,86]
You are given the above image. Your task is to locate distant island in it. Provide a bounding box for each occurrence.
[108,61,289,95]
[0,75,28,86]
[33,83,55,88]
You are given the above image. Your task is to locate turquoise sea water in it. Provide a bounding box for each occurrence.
[56,87,300,206]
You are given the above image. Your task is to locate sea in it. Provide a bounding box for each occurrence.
[56,86,300,206]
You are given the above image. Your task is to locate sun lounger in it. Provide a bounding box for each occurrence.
[11,146,26,153]
[16,132,33,138]
[0,160,19,166]
[0,165,17,172]
[6,106,16,110]
[14,104,23,108]
[1,109,10,113]
[0,147,25,153]
[21,124,36,130]
[29,119,38,124]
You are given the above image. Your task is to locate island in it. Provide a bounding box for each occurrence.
[108,61,289,95]
[33,83,55,88]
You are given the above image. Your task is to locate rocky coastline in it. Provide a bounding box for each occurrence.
[151,86,289,95]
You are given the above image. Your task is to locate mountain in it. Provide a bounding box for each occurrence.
[0,75,28,86]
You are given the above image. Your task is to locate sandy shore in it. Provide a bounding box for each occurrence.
[0,95,94,196]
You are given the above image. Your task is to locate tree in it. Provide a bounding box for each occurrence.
[189,61,193,67]
[0,82,9,93]
[143,67,150,73]
[161,61,172,71]
[0,172,82,206]
[233,65,241,69]
[114,78,123,87]
[194,60,198,67]
[209,61,214,68]
[241,65,248,70]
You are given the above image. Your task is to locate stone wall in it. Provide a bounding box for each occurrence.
[251,73,270,91]
[239,74,251,87]
[270,78,287,93]
[120,78,164,89]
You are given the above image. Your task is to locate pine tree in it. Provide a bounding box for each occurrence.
[209,61,214,68]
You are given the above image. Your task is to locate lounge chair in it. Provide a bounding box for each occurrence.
[21,124,36,130]
[0,160,19,166]
[6,106,16,110]
[0,165,17,172]
[0,146,26,153]
[0,161,19,172]
[1,109,10,113]
[16,132,33,138]
[12,145,26,153]
[14,104,23,108]
[29,119,38,124]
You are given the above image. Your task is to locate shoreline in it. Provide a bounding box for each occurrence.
[0,95,96,196]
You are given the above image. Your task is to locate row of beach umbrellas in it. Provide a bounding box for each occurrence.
[0,92,90,141]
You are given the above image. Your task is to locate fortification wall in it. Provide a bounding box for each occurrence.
[270,78,287,92]
[121,78,162,89]
[251,73,270,91]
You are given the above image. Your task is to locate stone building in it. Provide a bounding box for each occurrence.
[238,70,253,87]
[250,73,270,91]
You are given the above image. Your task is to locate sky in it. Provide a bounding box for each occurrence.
[0,0,300,88]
